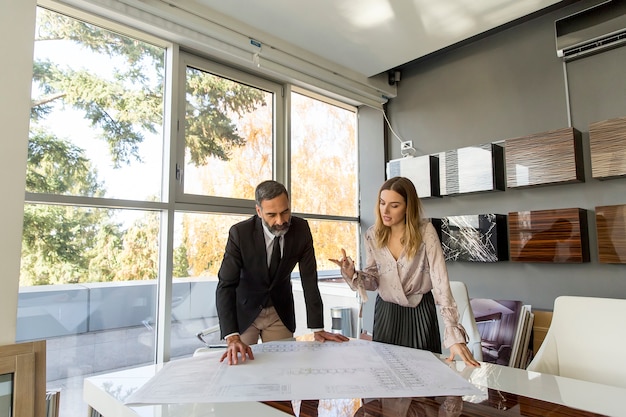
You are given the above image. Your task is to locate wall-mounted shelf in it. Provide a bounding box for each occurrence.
[508,208,589,263]
[589,116,626,180]
[438,143,505,196]
[505,127,584,188]
[386,155,440,198]
[432,214,508,262]
[595,204,626,264]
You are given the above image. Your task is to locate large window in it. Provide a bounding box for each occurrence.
[27,7,166,202]
[21,7,169,416]
[180,54,279,201]
[19,5,361,417]
[290,91,359,271]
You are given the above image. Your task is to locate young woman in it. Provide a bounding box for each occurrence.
[330,176,479,366]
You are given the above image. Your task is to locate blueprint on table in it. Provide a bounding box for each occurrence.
[125,339,482,404]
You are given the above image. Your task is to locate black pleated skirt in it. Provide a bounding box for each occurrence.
[372,291,442,354]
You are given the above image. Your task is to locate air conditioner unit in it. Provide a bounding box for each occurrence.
[556,0,626,61]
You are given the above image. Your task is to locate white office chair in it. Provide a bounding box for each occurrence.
[526,295,626,389]
[437,281,483,361]
[193,324,225,356]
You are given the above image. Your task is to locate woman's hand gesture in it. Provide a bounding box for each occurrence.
[329,248,355,278]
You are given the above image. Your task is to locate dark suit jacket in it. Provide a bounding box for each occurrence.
[216,215,324,338]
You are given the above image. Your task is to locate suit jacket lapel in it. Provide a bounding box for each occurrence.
[281,225,298,279]
[253,216,272,283]
[282,227,293,263]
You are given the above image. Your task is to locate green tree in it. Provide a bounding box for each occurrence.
[33,9,265,167]
[23,7,266,285]
[173,243,190,278]
[87,224,123,282]
[185,68,266,164]
[25,129,103,195]
[114,211,160,281]
[21,204,117,285]
[21,130,119,285]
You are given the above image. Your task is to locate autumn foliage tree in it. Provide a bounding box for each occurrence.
[181,92,359,276]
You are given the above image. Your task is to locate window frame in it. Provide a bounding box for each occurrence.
[24,1,362,370]
[287,86,360,224]
[287,87,361,276]
[26,3,177,361]
[175,52,285,212]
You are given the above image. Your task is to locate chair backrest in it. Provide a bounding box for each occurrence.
[437,281,483,361]
[527,295,626,388]
[193,324,223,356]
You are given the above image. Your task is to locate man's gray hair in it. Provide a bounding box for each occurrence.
[255,180,289,206]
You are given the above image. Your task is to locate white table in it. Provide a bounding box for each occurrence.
[84,354,626,417]
[83,362,291,417]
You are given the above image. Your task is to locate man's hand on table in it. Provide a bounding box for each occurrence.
[220,335,254,365]
[219,331,348,365]
[313,330,350,343]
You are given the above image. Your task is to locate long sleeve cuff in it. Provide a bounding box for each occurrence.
[443,323,469,349]
[341,271,368,302]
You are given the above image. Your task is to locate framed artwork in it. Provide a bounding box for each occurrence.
[432,214,508,262]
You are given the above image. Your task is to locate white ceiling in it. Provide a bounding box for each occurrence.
[194,0,564,78]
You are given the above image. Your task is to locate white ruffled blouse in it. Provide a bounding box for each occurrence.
[344,222,468,349]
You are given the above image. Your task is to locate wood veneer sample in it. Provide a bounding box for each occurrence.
[596,204,626,264]
[508,208,589,263]
[505,127,583,188]
[589,116,626,179]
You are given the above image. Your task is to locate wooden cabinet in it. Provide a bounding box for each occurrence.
[505,127,584,188]
[596,204,626,264]
[508,208,589,263]
[589,116,626,179]
[0,341,46,417]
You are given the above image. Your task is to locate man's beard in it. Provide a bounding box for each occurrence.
[263,218,291,237]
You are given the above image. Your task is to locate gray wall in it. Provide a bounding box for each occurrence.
[385,1,626,311]
[358,105,387,237]
[357,106,386,333]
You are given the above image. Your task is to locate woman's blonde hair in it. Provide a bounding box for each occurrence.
[373,176,425,258]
